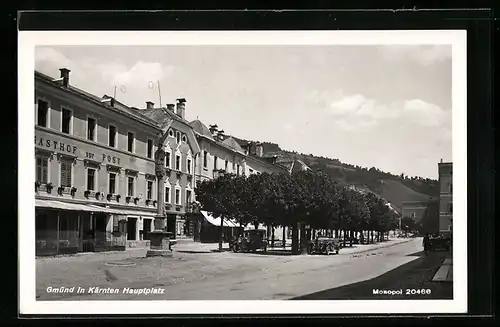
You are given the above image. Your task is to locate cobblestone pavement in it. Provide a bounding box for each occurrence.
[36,237,418,301]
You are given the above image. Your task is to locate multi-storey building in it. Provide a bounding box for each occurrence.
[438,160,453,235]
[34,67,199,255]
[401,200,428,223]
[188,120,291,242]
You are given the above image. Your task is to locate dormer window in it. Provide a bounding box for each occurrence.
[176,131,181,144]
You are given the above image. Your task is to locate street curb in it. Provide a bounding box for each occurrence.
[432,259,453,283]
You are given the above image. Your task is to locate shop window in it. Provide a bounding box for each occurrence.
[36,156,48,184]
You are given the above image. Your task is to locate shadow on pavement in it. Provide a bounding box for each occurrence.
[291,251,453,300]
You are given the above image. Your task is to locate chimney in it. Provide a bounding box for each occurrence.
[255,143,264,157]
[146,101,154,110]
[59,68,71,88]
[209,124,219,137]
[166,104,175,112]
[217,130,225,141]
[176,98,186,119]
[440,158,443,163]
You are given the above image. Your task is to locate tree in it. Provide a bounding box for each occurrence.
[195,172,241,252]
[401,216,417,236]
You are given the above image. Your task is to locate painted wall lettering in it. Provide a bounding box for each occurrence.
[102,153,121,165]
[35,136,77,154]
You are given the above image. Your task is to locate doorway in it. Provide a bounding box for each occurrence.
[127,217,137,240]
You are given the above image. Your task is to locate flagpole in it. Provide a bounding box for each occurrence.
[157,80,162,108]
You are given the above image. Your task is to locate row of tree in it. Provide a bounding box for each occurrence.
[194,170,400,254]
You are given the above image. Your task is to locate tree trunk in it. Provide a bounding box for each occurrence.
[282,226,286,248]
[335,229,339,238]
[291,223,299,254]
[370,230,374,243]
[299,223,308,255]
[254,221,259,230]
[349,230,353,247]
[271,224,275,247]
[342,230,346,248]
[218,216,224,252]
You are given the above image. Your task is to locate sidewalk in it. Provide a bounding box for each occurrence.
[432,257,453,282]
[173,237,413,255]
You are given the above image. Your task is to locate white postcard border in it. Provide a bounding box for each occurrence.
[18,30,467,315]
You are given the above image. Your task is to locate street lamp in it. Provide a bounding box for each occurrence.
[146,143,173,257]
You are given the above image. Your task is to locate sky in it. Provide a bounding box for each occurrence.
[35,45,452,179]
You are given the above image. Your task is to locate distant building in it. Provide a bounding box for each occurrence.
[438,160,453,234]
[401,200,429,223]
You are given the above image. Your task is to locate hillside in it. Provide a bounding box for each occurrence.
[231,136,439,210]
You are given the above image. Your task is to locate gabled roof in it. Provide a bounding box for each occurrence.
[221,137,246,154]
[35,71,160,129]
[189,120,215,140]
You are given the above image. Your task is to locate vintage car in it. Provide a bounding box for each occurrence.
[307,237,341,255]
[428,234,451,251]
[232,229,268,253]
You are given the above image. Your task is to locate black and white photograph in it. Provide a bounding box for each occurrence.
[19,30,467,315]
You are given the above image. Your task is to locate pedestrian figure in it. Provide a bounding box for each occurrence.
[423,232,430,256]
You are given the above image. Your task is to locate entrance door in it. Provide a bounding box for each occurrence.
[143,219,152,240]
[127,218,137,240]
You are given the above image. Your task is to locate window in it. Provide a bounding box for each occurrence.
[175,155,181,170]
[237,164,240,175]
[127,132,135,152]
[165,151,171,168]
[175,189,180,205]
[409,212,416,218]
[37,100,48,127]
[168,129,174,137]
[186,190,192,204]
[109,125,117,148]
[182,135,187,143]
[108,173,116,194]
[61,108,72,134]
[147,181,153,200]
[449,183,453,193]
[214,156,218,170]
[147,139,154,159]
[36,156,48,183]
[249,168,254,175]
[187,159,192,174]
[225,160,228,171]
[449,203,453,214]
[60,159,72,187]
[127,177,134,196]
[165,186,170,203]
[87,168,96,191]
[176,131,181,144]
[87,117,96,141]
[203,151,208,168]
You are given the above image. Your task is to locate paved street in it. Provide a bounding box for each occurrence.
[36,237,449,301]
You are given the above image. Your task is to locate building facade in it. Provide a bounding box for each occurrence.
[438,161,453,234]
[401,201,428,223]
[188,120,291,243]
[34,68,200,255]
[34,68,165,255]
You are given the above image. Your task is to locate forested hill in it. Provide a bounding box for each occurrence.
[231,137,438,211]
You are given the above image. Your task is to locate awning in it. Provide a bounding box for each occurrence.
[244,223,266,230]
[35,199,156,217]
[200,210,239,228]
